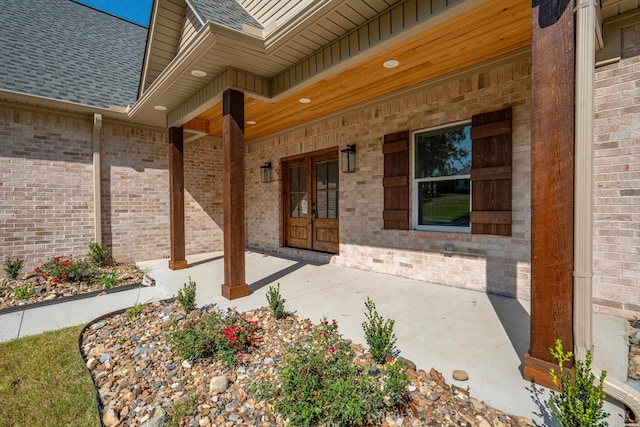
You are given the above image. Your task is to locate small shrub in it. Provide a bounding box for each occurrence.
[266,283,286,319]
[126,303,143,319]
[98,272,119,288]
[176,278,197,312]
[15,283,35,300]
[362,297,398,364]
[87,242,111,267]
[383,358,410,407]
[35,256,97,283]
[167,306,258,366]
[548,338,609,427]
[255,318,409,426]
[4,257,24,279]
[166,393,199,427]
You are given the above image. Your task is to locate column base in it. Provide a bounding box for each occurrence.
[523,352,561,390]
[221,283,249,300]
[168,260,188,270]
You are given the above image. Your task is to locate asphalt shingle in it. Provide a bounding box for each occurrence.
[0,0,148,109]
[190,0,264,31]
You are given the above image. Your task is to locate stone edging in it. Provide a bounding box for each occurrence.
[0,283,145,316]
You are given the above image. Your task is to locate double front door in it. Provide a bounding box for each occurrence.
[283,149,339,254]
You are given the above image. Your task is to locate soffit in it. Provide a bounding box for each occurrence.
[601,0,640,19]
[133,0,409,125]
[184,0,531,141]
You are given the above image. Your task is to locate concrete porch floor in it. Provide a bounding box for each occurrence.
[0,250,630,426]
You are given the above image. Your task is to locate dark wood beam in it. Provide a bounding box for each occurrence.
[221,89,249,300]
[524,0,575,389]
[168,126,188,270]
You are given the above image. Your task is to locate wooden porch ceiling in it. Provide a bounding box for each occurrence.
[185,0,531,141]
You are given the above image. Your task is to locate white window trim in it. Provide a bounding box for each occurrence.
[411,120,472,233]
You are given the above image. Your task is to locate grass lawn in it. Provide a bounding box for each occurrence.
[0,326,100,427]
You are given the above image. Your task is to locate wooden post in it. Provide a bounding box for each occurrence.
[169,126,188,270]
[221,89,249,299]
[524,0,575,388]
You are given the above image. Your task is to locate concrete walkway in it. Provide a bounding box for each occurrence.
[0,251,630,426]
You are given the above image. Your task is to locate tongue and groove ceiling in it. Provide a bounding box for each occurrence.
[130,0,532,140]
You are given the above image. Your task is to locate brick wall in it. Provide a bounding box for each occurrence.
[0,106,95,272]
[0,105,219,275]
[593,54,640,318]
[100,122,170,263]
[245,55,533,300]
[184,137,223,255]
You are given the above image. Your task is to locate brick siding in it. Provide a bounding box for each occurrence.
[593,54,640,318]
[245,56,533,301]
[0,105,219,274]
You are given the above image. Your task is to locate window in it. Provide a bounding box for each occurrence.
[413,122,472,232]
[383,107,512,235]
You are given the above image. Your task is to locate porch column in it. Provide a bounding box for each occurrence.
[221,89,249,299]
[169,126,188,270]
[523,1,575,388]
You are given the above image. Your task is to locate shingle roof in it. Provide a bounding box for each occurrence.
[0,0,148,109]
[190,0,264,31]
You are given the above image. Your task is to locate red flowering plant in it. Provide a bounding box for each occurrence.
[254,318,386,426]
[35,255,96,284]
[167,305,259,367]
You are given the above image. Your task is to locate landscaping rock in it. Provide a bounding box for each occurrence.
[81,302,535,427]
[453,370,469,381]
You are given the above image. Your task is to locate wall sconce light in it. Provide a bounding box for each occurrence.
[340,145,356,173]
[260,162,272,183]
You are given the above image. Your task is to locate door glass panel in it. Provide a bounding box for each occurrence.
[317,191,327,218]
[328,190,338,218]
[316,163,327,190]
[299,166,307,192]
[328,161,338,189]
[290,167,299,192]
[290,194,299,217]
[300,193,308,216]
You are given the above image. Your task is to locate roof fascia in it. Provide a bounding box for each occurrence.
[139,0,163,98]
[129,22,219,121]
[184,0,206,25]
[0,89,130,121]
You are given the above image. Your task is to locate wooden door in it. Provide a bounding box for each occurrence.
[283,150,339,254]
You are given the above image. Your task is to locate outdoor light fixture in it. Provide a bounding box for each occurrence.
[260,162,272,183]
[154,105,167,111]
[340,145,356,173]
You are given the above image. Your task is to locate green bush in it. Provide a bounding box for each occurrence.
[548,338,609,427]
[35,256,97,283]
[362,297,397,364]
[266,283,286,319]
[254,318,409,426]
[125,302,143,319]
[167,306,258,366]
[4,257,24,279]
[15,283,35,300]
[87,242,111,267]
[176,278,197,312]
[98,272,119,288]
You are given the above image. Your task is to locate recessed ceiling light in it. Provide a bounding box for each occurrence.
[383,60,400,69]
[191,70,207,77]
[299,98,311,104]
[154,105,167,111]
[246,120,257,125]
